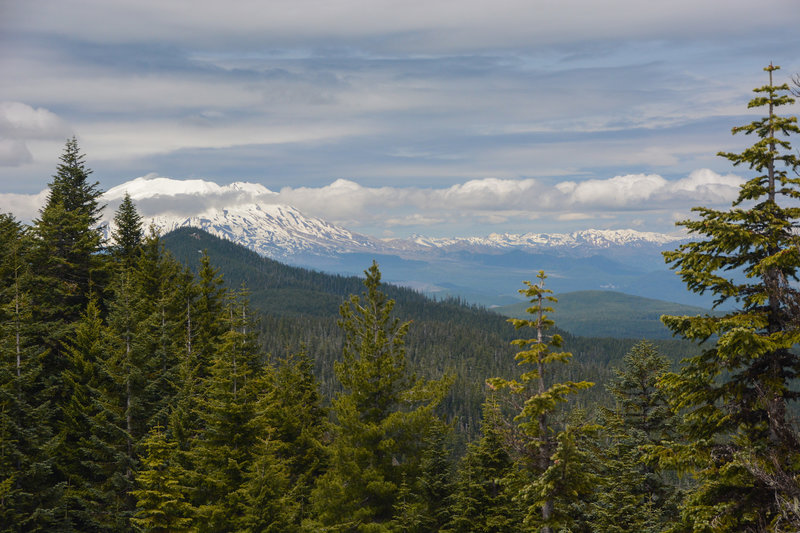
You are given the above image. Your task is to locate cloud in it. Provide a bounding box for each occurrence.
[556,170,743,209]
[0,169,751,232]
[0,102,71,167]
[0,140,33,166]
[0,189,49,220]
[4,0,795,54]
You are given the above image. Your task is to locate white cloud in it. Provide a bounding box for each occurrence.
[0,102,69,138]
[557,171,743,209]
[0,189,49,221]
[0,169,752,232]
[0,102,72,168]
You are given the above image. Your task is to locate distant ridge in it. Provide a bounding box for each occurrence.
[104,176,684,259]
[496,290,712,339]
[102,176,701,307]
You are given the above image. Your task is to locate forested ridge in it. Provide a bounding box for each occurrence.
[162,225,698,437]
[2,65,800,532]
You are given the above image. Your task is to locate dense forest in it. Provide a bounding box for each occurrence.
[1,65,799,532]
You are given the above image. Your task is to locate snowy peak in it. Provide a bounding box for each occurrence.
[142,203,380,259]
[385,229,682,253]
[102,177,683,260]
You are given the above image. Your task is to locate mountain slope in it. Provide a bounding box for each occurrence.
[105,176,700,306]
[496,290,712,339]
[161,227,701,436]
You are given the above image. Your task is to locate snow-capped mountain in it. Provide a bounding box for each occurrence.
[387,229,682,256]
[104,176,381,259]
[146,204,381,259]
[103,176,683,260]
[100,176,704,306]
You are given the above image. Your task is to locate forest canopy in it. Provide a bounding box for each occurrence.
[1,65,799,532]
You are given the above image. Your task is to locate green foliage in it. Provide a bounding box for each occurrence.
[310,262,452,531]
[447,399,522,532]
[488,271,594,532]
[131,426,194,532]
[255,350,327,525]
[164,226,701,438]
[589,342,681,533]
[7,134,778,532]
[111,192,143,267]
[659,64,800,531]
[188,290,264,532]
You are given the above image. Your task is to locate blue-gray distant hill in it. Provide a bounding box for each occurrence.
[495,290,712,340]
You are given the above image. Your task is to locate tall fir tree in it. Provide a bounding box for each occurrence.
[487,271,593,533]
[110,192,143,268]
[309,261,451,532]
[252,349,327,527]
[31,136,105,330]
[133,229,186,430]
[658,64,800,531]
[0,214,52,531]
[590,341,680,533]
[56,297,129,532]
[187,289,264,532]
[23,138,107,529]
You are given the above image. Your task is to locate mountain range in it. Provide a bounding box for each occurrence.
[103,176,703,307]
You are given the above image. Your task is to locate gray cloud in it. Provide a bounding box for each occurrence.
[0,0,797,236]
[4,0,796,53]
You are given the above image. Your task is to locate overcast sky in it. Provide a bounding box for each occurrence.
[1,0,799,237]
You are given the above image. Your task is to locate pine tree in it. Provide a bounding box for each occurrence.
[590,342,680,533]
[131,426,194,533]
[309,261,451,531]
[110,192,143,267]
[658,64,800,531]
[30,137,105,329]
[447,399,521,533]
[253,349,327,526]
[56,296,127,531]
[23,138,107,529]
[0,214,52,531]
[414,423,455,531]
[133,229,185,430]
[487,271,593,533]
[188,289,264,532]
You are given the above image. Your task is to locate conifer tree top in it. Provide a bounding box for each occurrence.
[44,137,104,222]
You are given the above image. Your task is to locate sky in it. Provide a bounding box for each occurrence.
[1,0,799,238]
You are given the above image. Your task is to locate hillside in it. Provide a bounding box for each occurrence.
[162,227,702,435]
[496,290,712,340]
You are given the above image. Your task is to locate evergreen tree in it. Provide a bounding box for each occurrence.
[414,423,455,531]
[254,349,327,526]
[110,192,143,267]
[0,214,51,532]
[487,271,593,533]
[447,399,521,533]
[590,342,680,533]
[56,297,127,531]
[30,136,105,329]
[23,138,107,529]
[133,229,186,430]
[309,261,451,531]
[658,64,800,531]
[188,289,263,532]
[131,426,194,532]
[240,436,295,533]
